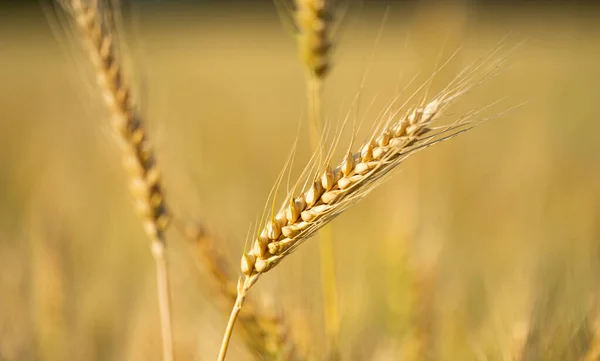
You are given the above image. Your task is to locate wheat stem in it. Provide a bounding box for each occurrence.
[152,240,175,361]
[217,278,250,361]
[306,75,341,358]
[295,1,340,354]
[306,76,341,359]
[319,225,340,360]
[306,77,324,151]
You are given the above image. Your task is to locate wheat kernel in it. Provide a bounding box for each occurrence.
[321,166,335,190]
[321,190,343,204]
[266,219,282,240]
[305,181,324,207]
[241,252,256,275]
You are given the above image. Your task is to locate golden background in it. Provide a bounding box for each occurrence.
[1,2,599,360]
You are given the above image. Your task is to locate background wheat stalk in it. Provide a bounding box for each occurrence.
[294,0,334,146]
[292,0,340,358]
[56,1,174,360]
[55,0,307,359]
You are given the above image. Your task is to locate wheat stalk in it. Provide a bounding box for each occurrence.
[217,56,501,358]
[294,0,334,149]
[181,222,305,361]
[510,321,530,361]
[405,262,438,361]
[292,1,340,358]
[294,0,334,142]
[55,1,173,360]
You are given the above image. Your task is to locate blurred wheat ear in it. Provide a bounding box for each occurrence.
[54,0,174,360]
[294,0,334,79]
[52,0,310,360]
[292,0,335,145]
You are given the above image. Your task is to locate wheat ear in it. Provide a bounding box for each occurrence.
[181,222,304,361]
[57,1,173,360]
[294,0,334,146]
[293,2,340,357]
[217,65,493,359]
[295,0,334,80]
[243,93,471,279]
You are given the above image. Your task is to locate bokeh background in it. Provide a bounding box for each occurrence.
[1,1,600,360]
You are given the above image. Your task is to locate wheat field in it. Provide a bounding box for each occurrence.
[1,1,600,360]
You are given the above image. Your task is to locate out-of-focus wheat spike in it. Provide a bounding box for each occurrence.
[294,0,334,79]
[56,1,173,360]
[510,321,530,361]
[62,0,170,238]
[238,303,303,361]
[583,317,600,361]
[183,223,238,300]
[182,222,305,361]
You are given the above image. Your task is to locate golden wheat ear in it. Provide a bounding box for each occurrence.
[53,1,174,360]
[214,48,512,359]
[242,94,478,279]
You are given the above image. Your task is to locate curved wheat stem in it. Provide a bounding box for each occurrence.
[56,1,173,360]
